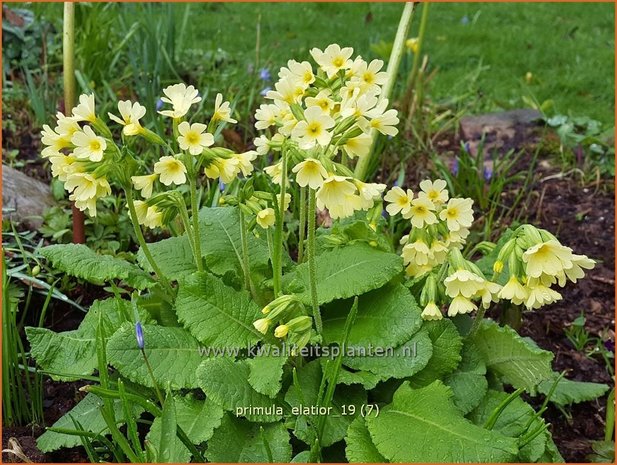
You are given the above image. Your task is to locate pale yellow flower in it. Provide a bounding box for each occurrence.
[234,151,258,177]
[274,324,289,338]
[143,205,163,229]
[305,89,334,114]
[158,83,201,118]
[55,112,81,139]
[292,158,328,189]
[279,60,315,88]
[264,161,283,185]
[384,187,413,216]
[421,301,443,321]
[444,270,485,298]
[352,59,388,94]
[131,174,157,199]
[72,94,96,122]
[561,254,595,285]
[364,100,399,136]
[212,93,237,124]
[253,318,270,334]
[343,133,372,159]
[406,37,419,54]
[133,200,149,224]
[72,195,98,217]
[525,284,562,310]
[49,154,77,182]
[154,156,187,186]
[418,179,449,205]
[204,157,241,183]
[408,197,438,228]
[71,126,107,162]
[475,281,502,309]
[277,193,292,211]
[402,240,432,266]
[328,193,363,220]
[316,175,357,214]
[41,125,70,158]
[498,276,529,305]
[65,173,110,202]
[522,240,574,279]
[266,78,305,105]
[108,100,146,136]
[310,44,354,78]
[256,208,276,229]
[447,296,477,317]
[177,122,214,155]
[291,106,335,148]
[255,104,281,130]
[355,181,386,210]
[440,198,474,232]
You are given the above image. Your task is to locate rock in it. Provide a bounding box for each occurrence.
[2,164,54,228]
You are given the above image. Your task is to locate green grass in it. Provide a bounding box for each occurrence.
[15,2,617,124]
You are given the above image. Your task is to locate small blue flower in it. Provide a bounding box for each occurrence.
[156,98,164,111]
[451,158,459,176]
[483,165,493,182]
[135,322,145,350]
[219,179,226,192]
[463,141,471,154]
[260,87,272,97]
[461,15,470,25]
[259,68,271,81]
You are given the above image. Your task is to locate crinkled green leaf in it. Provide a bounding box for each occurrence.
[107,323,203,389]
[538,375,609,406]
[345,416,387,463]
[26,299,140,381]
[197,357,283,422]
[41,244,153,289]
[322,360,382,390]
[410,319,464,387]
[176,271,263,348]
[37,393,144,452]
[285,243,403,305]
[343,329,432,379]
[366,381,518,462]
[469,389,548,462]
[138,235,196,281]
[246,351,288,398]
[444,340,488,414]
[146,395,224,462]
[322,283,422,348]
[206,414,292,463]
[285,360,366,447]
[470,320,553,393]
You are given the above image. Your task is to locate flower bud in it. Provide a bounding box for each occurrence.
[286,316,313,333]
[253,318,270,334]
[274,325,289,338]
[135,322,145,350]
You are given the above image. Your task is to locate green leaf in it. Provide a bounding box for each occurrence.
[325,361,382,390]
[107,324,203,389]
[345,416,388,463]
[322,283,422,349]
[41,244,153,289]
[285,243,402,305]
[246,351,288,398]
[342,329,432,379]
[444,341,488,414]
[146,396,223,462]
[409,319,464,386]
[538,376,610,406]
[366,381,518,462]
[156,394,178,463]
[470,320,553,393]
[176,271,263,348]
[37,393,144,452]
[139,235,196,281]
[197,358,283,422]
[206,414,292,463]
[26,299,139,381]
[468,389,548,462]
[199,206,271,278]
[475,229,514,285]
[285,360,366,447]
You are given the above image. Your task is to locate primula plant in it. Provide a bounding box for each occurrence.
[28,44,608,463]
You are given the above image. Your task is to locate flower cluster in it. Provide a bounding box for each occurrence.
[493,225,595,310]
[40,84,258,229]
[253,43,399,220]
[253,295,314,353]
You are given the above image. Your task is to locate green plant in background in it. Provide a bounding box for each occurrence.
[588,388,615,463]
[21,38,611,463]
[564,312,615,377]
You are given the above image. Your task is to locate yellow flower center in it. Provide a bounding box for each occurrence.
[303,71,313,84]
[363,72,375,84]
[446,208,458,219]
[332,56,344,67]
[186,132,200,145]
[89,140,101,152]
[307,123,321,136]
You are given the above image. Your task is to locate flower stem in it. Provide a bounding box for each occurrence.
[189,177,204,272]
[125,189,173,295]
[272,150,287,297]
[307,189,323,333]
[297,186,307,263]
[468,306,486,338]
[239,208,254,295]
[178,198,199,268]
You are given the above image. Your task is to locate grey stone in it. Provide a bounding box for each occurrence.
[460,109,543,140]
[2,164,54,228]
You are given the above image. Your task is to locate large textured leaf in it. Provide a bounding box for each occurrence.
[41,244,152,289]
[107,324,203,389]
[26,299,140,381]
[343,329,432,379]
[323,361,382,390]
[138,235,196,280]
[246,351,288,398]
[206,414,292,462]
[285,360,366,447]
[470,320,553,393]
[444,341,488,414]
[146,396,224,462]
[366,381,518,462]
[37,393,144,452]
[322,283,422,348]
[199,206,271,277]
[345,416,387,463]
[197,358,283,422]
[285,243,403,305]
[538,376,609,406]
[176,272,263,348]
[410,319,463,386]
[469,389,548,462]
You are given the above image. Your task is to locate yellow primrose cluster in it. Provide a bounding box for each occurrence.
[40,84,258,229]
[254,43,399,220]
[253,295,314,352]
[493,225,595,310]
[385,179,474,278]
